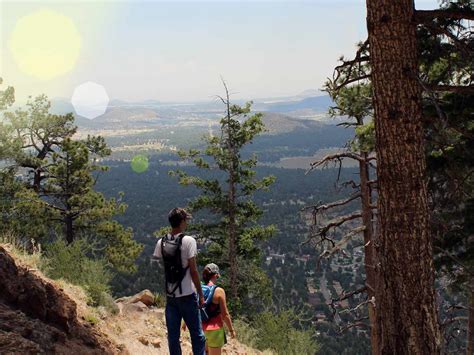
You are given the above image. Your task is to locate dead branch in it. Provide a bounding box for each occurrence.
[302,193,361,213]
[317,212,363,237]
[341,180,360,189]
[332,39,371,92]
[334,285,367,303]
[306,152,364,174]
[425,84,474,95]
[319,226,366,261]
[415,9,474,22]
[340,297,375,315]
[338,318,370,334]
[333,74,372,92]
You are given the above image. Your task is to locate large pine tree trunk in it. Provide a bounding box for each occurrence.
[366,0,441,353]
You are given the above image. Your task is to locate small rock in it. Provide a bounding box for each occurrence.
[138,336,149,346]
[123,301,148,314]
[115,296,131,303]
[117,344,126,351]
[151,339,161,348]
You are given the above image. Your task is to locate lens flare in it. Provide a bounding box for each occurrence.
[8,9,81,80]
[71,82,109,119]
[131,155,149,174]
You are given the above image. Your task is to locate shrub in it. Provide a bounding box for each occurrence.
[0,232,44,270]
[153,293,166,308]
[251,310,319,355]
[44,239,113,307]
[84,313,99,326]
[234,319,258,349]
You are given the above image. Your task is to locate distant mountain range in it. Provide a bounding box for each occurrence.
[48,92,336,131]
[261,95,333,113]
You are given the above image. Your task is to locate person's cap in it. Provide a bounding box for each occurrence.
[204,263,220,275]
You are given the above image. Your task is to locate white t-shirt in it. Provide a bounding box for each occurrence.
[153,234,197,297]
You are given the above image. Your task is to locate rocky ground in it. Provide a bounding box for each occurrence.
[100,290,263,355]
[0,245,262,355]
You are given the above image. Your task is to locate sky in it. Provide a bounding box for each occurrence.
[1,0,440,104]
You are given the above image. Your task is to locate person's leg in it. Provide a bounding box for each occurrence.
[181,294,206,355]
[165,297,183,355]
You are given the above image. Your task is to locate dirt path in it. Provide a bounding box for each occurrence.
[100,307,262,355]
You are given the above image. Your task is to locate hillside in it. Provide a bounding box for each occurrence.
[260,112,323,135]
[0,245,119,354]
[0,244,264,355]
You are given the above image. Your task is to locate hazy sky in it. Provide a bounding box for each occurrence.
[1,0,439,103]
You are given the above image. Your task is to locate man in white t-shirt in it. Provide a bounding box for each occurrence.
[153,208,206,355]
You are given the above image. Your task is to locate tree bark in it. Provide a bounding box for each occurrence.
[225,97,238,302]
[366,0,441,353]
[65,213,74,244]
[359,151,379,355]
[467,282,474,355]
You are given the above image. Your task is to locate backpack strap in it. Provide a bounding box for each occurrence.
[207,285,218,303]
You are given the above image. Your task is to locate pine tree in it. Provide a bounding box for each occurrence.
[322,1,473,351]
[0,82,142,272]
[171,83,276,312]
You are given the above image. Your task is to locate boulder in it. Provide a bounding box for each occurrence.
[128,290,154,307]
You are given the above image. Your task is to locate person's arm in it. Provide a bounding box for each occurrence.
[188,256,205,307]
[216,288,236,338]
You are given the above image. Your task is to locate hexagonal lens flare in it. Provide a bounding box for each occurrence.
[71,82,109,119]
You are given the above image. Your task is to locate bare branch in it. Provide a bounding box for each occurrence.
[319,226,366,261]
[306,152,363,174]
[302,193,361,213]
[425,84,474,95]
[338,318,370,334]
[340,297,375,315]
[334,74,372,92]
[415,9,474,22]
[317,212,363,237]
[334,285,367,303]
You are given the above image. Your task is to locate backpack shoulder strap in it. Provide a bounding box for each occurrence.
[204,285,218,304]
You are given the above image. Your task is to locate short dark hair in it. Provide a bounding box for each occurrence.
[168,208,190,228]
[202,268,215,284]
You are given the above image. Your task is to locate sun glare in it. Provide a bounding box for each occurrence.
[8,9,81,80]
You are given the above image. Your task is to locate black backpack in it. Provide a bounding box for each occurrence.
[161,233,189,296]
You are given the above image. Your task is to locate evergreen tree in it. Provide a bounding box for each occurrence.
[0,81,142,272]
[171,84,276,312]
[322,1,474,352]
